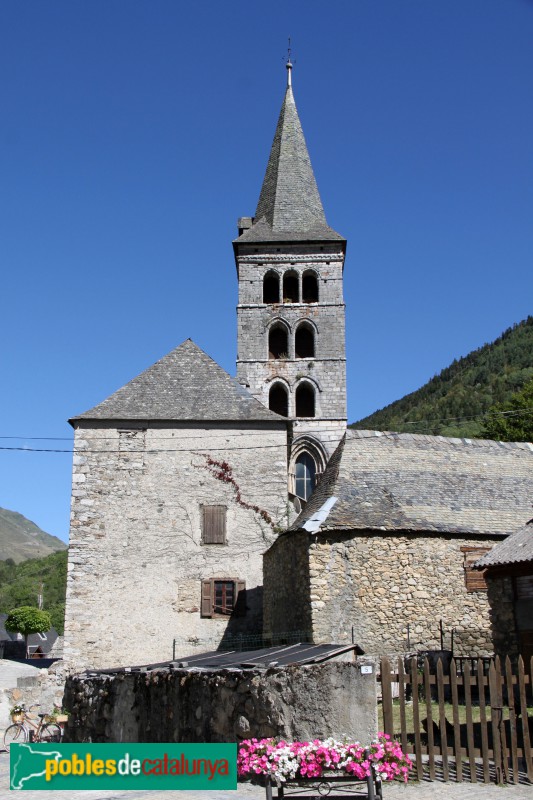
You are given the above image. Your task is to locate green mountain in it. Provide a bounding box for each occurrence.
[0,507,67,564]
[0,550,68,634]
[350,316,533,439]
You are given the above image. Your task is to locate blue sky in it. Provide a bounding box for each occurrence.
[1,1,532,544]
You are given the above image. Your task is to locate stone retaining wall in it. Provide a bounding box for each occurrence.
[63,662,377,745]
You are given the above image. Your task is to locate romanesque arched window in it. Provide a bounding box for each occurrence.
[295,382,315,417]
[302,270,319,303]
[263,271,280,304]
[268,323,289,359]
[283,270,299,303]
[295,452,316,501]
[269,382,289,417]
[295,322,315,359]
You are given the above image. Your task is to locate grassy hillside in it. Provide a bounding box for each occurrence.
[351,316,533,438]
[0,507,67,563]
[0,550,68,635]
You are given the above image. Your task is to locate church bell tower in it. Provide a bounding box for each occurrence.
[233,60,347,501]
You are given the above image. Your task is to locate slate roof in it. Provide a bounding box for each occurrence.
[474,521,533,569]
[290,430,533,537]
[71,339,284,424]
[234,83,344,244]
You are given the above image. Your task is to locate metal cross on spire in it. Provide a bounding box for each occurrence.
[286,37,293,87]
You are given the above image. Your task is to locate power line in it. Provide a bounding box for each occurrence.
[0,407,531,444]
[0,431,396,455]
[0,408,531,455]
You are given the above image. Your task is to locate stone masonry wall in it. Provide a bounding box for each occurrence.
[64,422,288,672]
[263,531,311,640]
[63,662,377,745]
[236,245,347,455]
[264,530,501,657]
[0,662,66,734]
[486,575,519,659]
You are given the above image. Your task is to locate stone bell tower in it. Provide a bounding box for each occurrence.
[233,60,347,500]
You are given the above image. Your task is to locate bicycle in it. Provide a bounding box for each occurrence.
[3,704,62,751]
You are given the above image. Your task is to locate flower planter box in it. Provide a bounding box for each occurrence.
[11,714,23,723]
[54,715,69,723]
[239,735,410,797]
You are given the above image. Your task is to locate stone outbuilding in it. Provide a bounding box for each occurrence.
[474,520,533,664]
[263,430,533,657]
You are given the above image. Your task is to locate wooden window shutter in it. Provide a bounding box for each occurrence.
[234,580,246,617]
[201,579,213,618]
[202,506,226,544]
[461,547,491,592]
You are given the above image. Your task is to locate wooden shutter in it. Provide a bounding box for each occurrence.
[461,547,491,592]
[202,506,226,544]
[234,580,246,617]
[201,579,213,617]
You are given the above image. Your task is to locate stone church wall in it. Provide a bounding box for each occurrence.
[264,530,500,657]
[63,662,377,745]
[64,422,288,671]
[263,531,311,640]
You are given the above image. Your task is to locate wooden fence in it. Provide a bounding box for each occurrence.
[380,655,533,784]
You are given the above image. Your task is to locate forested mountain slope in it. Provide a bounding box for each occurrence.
[350,317,533,439]
[0,550,67,634]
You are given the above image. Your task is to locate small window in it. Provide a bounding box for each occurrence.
[263,271,280,304]
[201,505,226,544]
[269,324,289,359]
[295,383,315,417]
[302,271,318,303]
[201,579,246,618]
[269,383,289,417]
[283,271,299,303]
[461,547,491,592]
[295,453,316,501]
[295,323,315,358]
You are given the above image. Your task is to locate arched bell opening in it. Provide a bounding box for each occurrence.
[269,382,289,417]
[295,323,315,359]
[268,324,289,360]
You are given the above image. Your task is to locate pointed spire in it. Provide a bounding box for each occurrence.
[254,65,329,234]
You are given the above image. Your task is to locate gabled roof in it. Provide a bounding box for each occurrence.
[235,80,344,245]
[290,430,533,537]
[474,521,533,569]
[71,339,285,424]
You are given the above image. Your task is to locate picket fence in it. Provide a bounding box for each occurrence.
[379,655,532,784]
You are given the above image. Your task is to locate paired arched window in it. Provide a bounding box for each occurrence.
[263,271,280,304]
[295,383,315,418]
[268,324,288,359]
[269,382,289,417]
[295,323,315,359]
[295,452,316,501]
